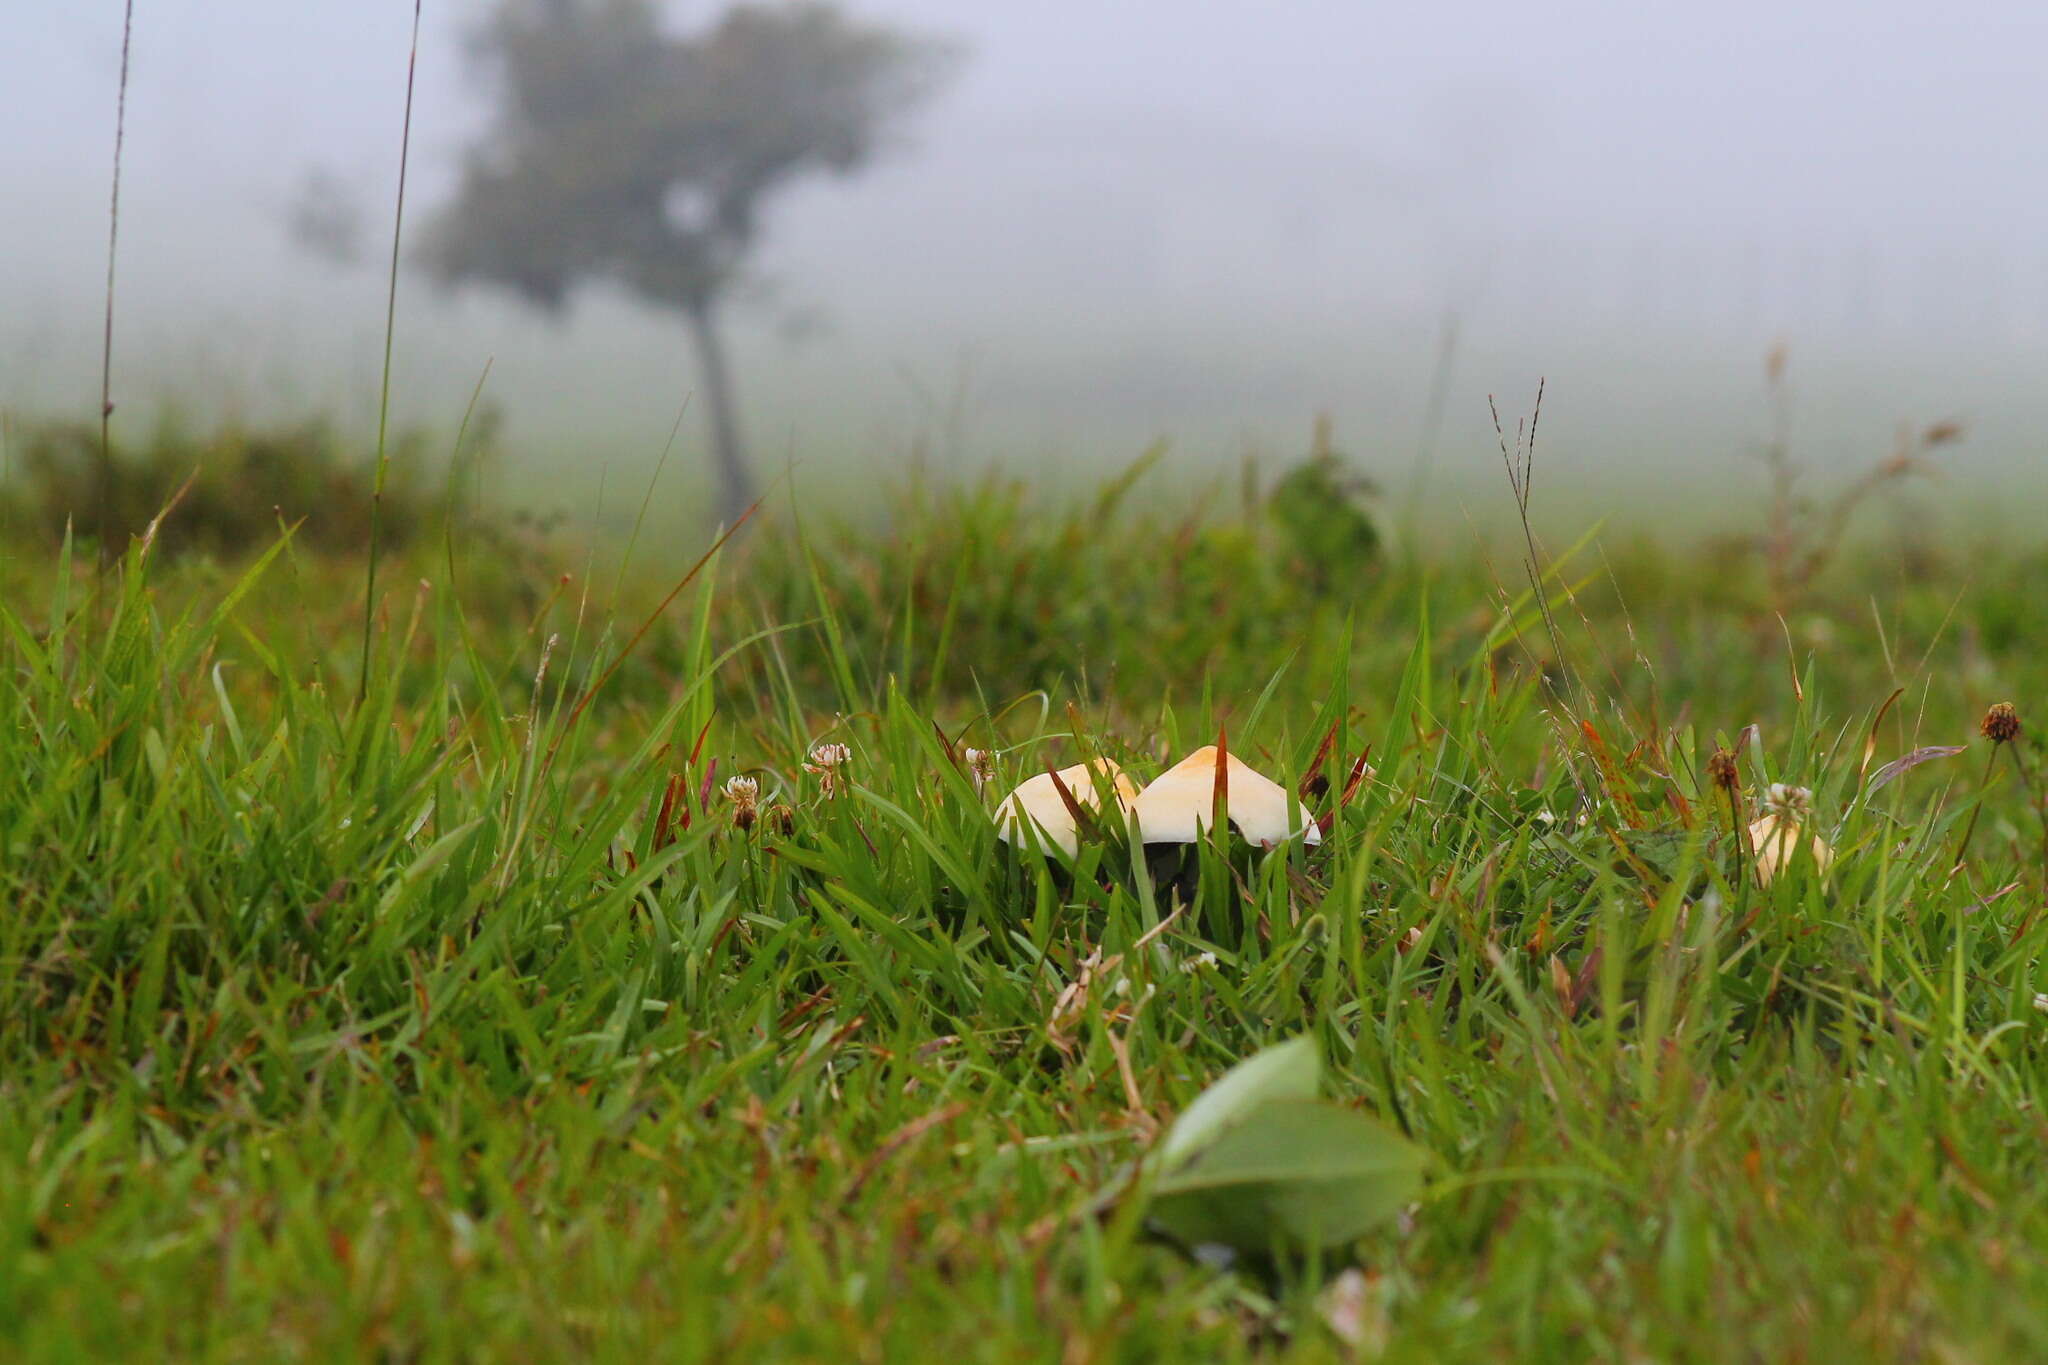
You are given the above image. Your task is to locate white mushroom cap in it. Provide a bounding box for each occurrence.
[1131,745,1322,848]
[994,759,1138,858]
[1748,812,1833,886]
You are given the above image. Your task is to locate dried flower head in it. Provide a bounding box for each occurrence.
[1982,702,2021,746]
[723,775,760,831]
[769,803,796,836]
[1706,748,1739,792]
[804,742,853,797]
[963,747,995,792]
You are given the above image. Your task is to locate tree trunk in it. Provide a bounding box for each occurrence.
[682,300,756,527]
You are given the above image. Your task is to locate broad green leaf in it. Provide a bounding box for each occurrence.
[1149,1098,1430,1255]
[1154,1034,1320,1170]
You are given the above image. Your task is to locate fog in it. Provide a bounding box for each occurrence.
[6,2,2047,529]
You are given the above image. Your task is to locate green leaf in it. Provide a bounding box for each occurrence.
[1149,1098,1431,1255]
[1154,1034,1320,1170]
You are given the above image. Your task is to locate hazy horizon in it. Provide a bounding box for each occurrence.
[6,1,2045,531]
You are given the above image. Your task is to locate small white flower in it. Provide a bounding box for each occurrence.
[1179,951,1219,974]
[805,743,853,797]
[723,775,760,829]
[1762,783,1813,817]
[1751,786,1831,886]
[963,747,995,792]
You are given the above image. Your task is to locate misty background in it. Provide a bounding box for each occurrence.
[6,1,2045,534]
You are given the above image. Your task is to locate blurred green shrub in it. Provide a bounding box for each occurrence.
[1,415,457,557]
[1266,455,1381,592]
[735,439,1386,704]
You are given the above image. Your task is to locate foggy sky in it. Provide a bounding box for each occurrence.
[5,1,2045,527]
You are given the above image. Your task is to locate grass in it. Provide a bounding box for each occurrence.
[4,464,2048,1362]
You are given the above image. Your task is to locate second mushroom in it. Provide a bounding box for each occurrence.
[1131,745,1322,850]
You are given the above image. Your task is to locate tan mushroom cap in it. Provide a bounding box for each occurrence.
[1131,745,1322,848]
[1748,812,1833,886]
[994,758,1138,858]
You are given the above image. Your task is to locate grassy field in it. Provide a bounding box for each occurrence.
[5,455,2047,1362]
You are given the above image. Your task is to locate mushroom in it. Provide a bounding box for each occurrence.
[1131,745,1322,849]
[1748,783,1832,886]
[994,758,1138,859]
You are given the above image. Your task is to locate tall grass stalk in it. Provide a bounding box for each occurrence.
[359,0,425,709]
[97,0,138,561]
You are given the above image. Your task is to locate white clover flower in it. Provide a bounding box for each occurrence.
[805,742,853,797]
[1762,783,1813,817]
[1750,785,1831,886]
[723,775,760,830]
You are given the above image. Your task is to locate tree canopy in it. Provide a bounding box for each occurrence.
[426,0,951,316]
[425,1,953,521]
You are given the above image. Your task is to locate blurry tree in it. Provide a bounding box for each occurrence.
[1267,414,1382,592]
[286,168,369,268]
[425,1,953,525]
